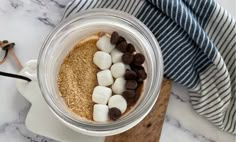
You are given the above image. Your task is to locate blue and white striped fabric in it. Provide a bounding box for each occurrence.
[63,0,236,134]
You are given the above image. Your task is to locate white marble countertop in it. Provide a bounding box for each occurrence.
[0,0,235,142]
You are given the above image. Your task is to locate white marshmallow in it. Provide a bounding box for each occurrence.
[92,86,112,104]
[111,62,126,78]
[93,51,112,70]
[110,48,123,63]
[97,70,114,86]
[112,78,126,94]
[96,35,115,53]
[93,104,109,122]
[108,95,127,113]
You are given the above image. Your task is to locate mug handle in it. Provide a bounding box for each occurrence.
[23,60,37,81]
[15,60,99,142]
[16,60,39,101]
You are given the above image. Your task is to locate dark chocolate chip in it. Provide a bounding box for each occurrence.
[110,31,120,44]
[115,41,127,52]
[127,89,140,105]
[125,80,138,90]
[122,53,134,64]
[125,70,137,80]
[137,69,147,80]
[126,43,135,53]
[118,36,126,43]
[133,53,145,65]
[122,90,136,100]
[125,89,140,106]
[109,107,122,121]
[130,63,144,71]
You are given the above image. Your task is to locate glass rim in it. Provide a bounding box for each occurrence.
[37,9,163,133]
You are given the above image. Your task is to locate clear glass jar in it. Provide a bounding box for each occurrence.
[38,9,163,136]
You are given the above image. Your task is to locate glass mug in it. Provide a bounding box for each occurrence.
[24,9,163,136]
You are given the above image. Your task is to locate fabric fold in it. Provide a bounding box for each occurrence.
[63,0,236,134]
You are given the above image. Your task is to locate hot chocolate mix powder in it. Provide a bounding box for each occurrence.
[57,39,99,120]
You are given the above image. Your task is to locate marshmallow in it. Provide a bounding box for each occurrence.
[108,95,127,113]
[97,70,114,86]
[96,35,115,53]
[112,78,126,94]
[93,51,112,70]
[111,62,126,78]
[92,86,112,104]
[93,104,109,122]
[110,48,123,63]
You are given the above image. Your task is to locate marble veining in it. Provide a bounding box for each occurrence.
[164,115,215,142]
[37,15,56,27]
[0,0,235,142]
[49,0,66,8]
[160,82,235,142]
[171,92,189,103]
[9,0,24,9]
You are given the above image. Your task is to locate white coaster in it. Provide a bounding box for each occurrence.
[16,60,104,142]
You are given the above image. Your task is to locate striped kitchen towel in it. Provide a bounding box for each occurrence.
[63,0,236,134]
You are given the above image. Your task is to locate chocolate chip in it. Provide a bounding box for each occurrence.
[130,63,144,71]
[115,41,127,52]
[122,53,133,64]
[125,80,138,90]
[118,36,126,43]
[126,43,135,53]
[126,89,140,105]
[137,70,147,80]
[133,53,145,65]
[109,107,122,121]
[136,70,147,83]
[111,31,120,44]
[125,70,137,80]
[122,90,136,100]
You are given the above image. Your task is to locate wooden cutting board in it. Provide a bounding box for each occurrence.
[105,79,171,142]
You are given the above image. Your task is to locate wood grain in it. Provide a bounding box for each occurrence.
[105,79,171,142]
